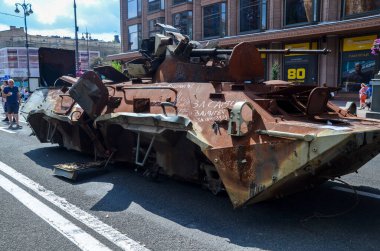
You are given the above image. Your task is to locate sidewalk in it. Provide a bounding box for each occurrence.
[331,100,369,118]
[330,92,368,118]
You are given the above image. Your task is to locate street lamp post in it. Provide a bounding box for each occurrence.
[15,0,33,80]
[82,28,91,70]
[74,0,80,74]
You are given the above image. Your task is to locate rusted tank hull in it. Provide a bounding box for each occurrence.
[23,77,380,208]
[206,129,380,206]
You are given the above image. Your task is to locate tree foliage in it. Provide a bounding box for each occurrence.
[111,61,123,73]
[271,63,280,80]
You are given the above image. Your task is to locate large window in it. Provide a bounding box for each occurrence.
[128,0,141,19]
[239,0,267,33]
[343,0,380,18]
[149,17,165,37]
[148,0,164,13]
[173,0,192,5]
[284,0,319,26]
[341,35,378,90]
[203,2,226,38]
[173,11,193,39]
[128,24,142,51]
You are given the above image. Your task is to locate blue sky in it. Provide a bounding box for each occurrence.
[0,0,120,41]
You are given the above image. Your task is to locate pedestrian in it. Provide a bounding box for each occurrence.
[1,80,9,122]
[23,88,29,102]
[2,79,22,129]
[365,85,373,110]
[358,83,368,110]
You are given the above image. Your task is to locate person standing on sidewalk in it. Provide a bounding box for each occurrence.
[1,80,9,122]
[358,83,368,110]
[2,79,22,129]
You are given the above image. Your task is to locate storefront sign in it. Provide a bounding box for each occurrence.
[343,35,377,52]
[284,42,318,84]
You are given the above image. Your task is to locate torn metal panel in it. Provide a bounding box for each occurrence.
[69,71,109,118]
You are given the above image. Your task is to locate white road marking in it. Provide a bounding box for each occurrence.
[332,186,380,200]
[0,173,112,251]
[0,161,149,251]
[0,127,16,134]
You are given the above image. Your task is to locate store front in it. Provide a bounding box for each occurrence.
[283,42,318,84]
[341,35,378,92]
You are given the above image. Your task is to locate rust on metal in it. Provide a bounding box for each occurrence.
[23,24,380,208]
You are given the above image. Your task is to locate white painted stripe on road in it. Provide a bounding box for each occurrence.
[0,161,149,251]
[332,186,380,200]
[0,127,16,134]
[0,173,112,251]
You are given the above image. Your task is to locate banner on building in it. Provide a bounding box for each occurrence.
[341,35,378,88]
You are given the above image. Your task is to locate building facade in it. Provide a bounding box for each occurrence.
[0,26,120,80]
[119,0,380,87]
[0,47,100,79]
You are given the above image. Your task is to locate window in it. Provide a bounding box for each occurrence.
[340,35,378,88]
[128,24,142,51]
[173,0,192,5]
[284,0,319,26]
[203,2,226,38]
[148,0,164,13]
[7,49,18,68]
[343,0,380,18]
[149,17,165,37]
[128,0,141,19]
[239,0,267,33]
[173,11,193,39]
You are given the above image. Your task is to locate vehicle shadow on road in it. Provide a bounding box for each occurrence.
[89,164,380,251]
[24,147,380,251]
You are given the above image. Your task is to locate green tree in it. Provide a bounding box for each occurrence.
[111,61,123,73]
[271,63,280,80]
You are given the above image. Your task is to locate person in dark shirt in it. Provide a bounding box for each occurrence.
[347,63,369,84]
[2,79,22,129]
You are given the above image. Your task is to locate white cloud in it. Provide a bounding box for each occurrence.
[1,0,119,41]
[0,23,10,31]
[3,0,115,25]
[28,27,74,38]
[90,32,116,42]
[27,27,115,42]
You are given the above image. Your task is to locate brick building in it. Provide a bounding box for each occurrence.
[0,26,121,80]
[116,0,380,88]
[0,26,121,59]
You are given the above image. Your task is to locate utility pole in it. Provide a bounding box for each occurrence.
[74,0,79,74]
[82,28,91,70]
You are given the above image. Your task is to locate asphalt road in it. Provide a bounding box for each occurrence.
[0,116,380,251]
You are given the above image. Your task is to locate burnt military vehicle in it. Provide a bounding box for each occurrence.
[22,24,380,208]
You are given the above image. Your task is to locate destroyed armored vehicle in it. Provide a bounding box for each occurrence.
[23,24,380,208]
